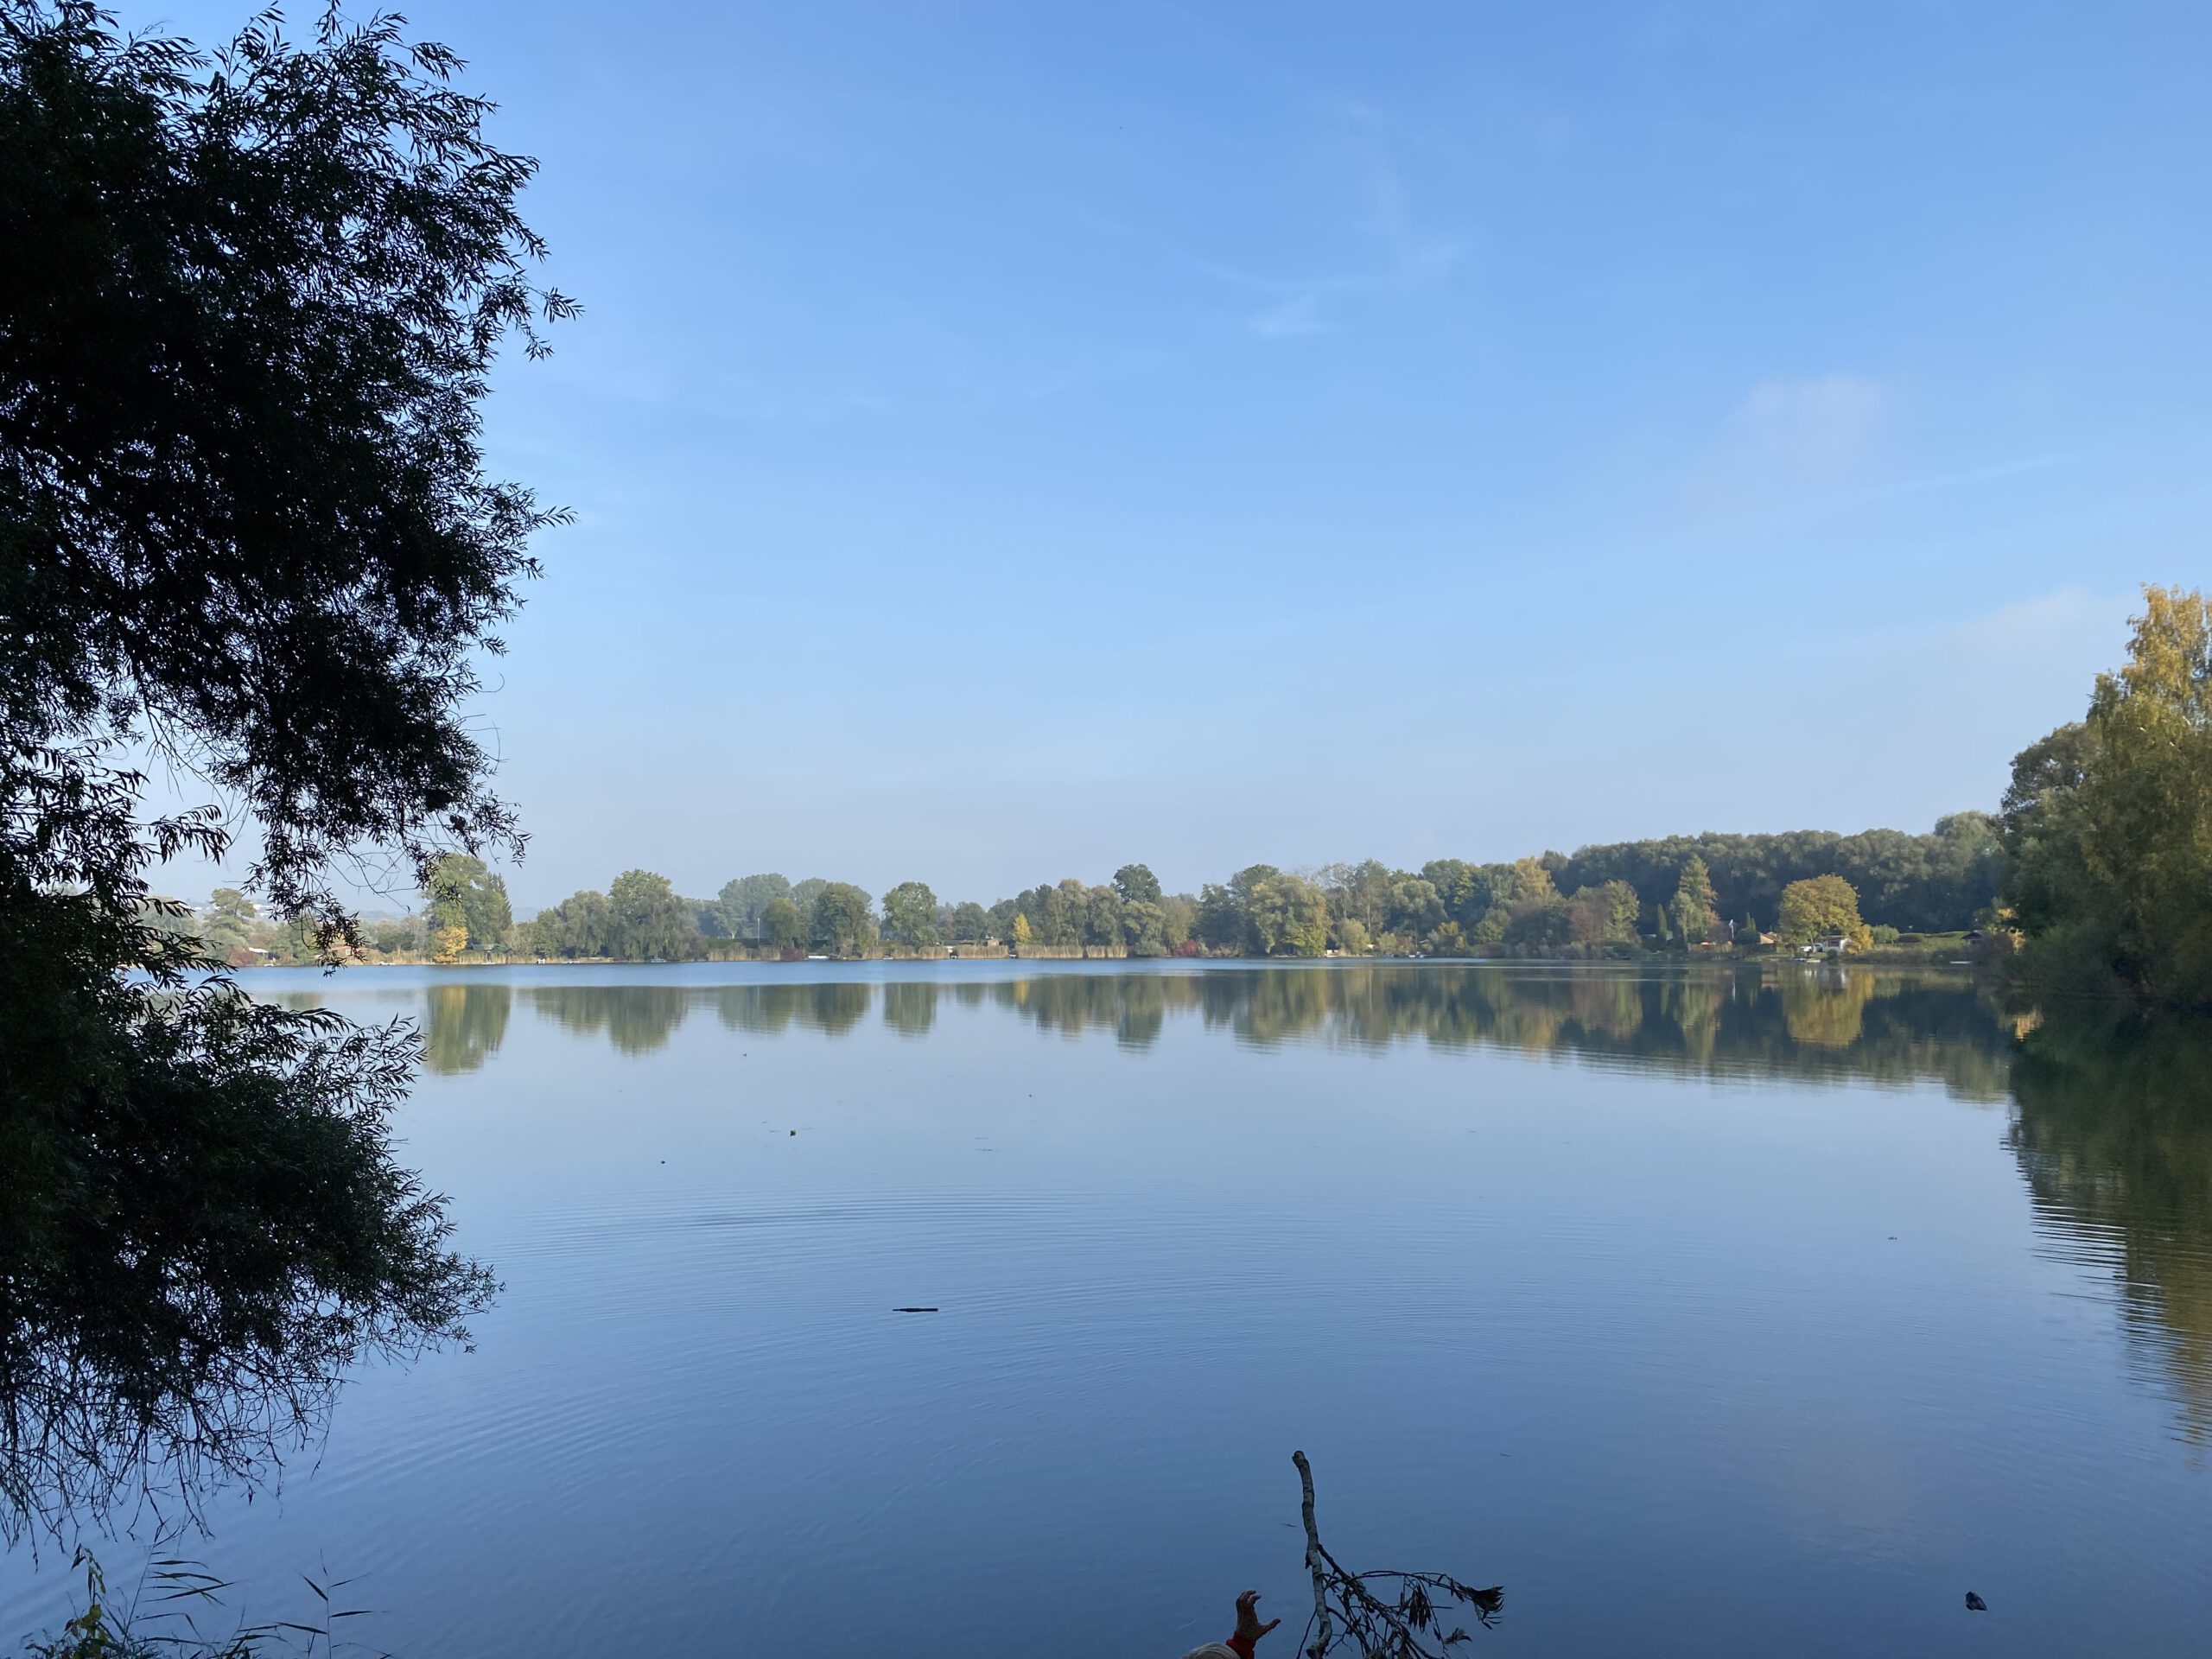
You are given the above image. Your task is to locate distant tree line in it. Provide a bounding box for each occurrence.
[187,813,2010,967]
[186,587,2212,1006]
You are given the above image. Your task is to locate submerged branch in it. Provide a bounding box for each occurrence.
[1290,1450,1503,1658]
[1294,1451,1335,1658]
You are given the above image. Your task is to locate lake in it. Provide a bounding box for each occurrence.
[4,961,2209,1656]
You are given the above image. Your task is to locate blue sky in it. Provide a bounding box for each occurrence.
[155,0,2209,907]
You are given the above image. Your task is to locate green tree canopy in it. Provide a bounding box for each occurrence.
[2,0,572,930]
[425,854,512,954]
[1,0,550,1534]
[1193,882,1247,951]
[535,888,610,958]
[1080,883,1125,949]
[2004,587,2212,1005]
[759,894,805,950]
[1113,862,1162,906]
[1503,897,1573,952]
[1012,880,1079,947]
[881,880,941,948]
[207,887,254,925]
[1672,855,1719,948]
[810,882,875,956]
[1565,880,1639,948]
[789,877,830,938]
[1119,899,1168,957]
[1555,820,2005,934]
[716,873,791,941]
[1319,861,1393,936]
[1386,878,1445,942]
[199,887,257,961]
[607,868,690,961]
[1248,872,1329,957]
[1777,874,1872,950]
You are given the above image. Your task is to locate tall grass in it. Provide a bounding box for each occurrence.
[21,1552,380,1659]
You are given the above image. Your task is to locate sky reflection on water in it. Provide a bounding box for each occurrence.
[7,962,2207,1658]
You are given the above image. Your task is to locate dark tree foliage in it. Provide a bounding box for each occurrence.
[1999,589,2212,1007]
[2005,1006,2212,1442]
[532,887,611,958]
[2,0,572,925]
[1112,861,1162,906]
[1998,722,2097,939]
[425,853,512,953]
[0,748,496,1542]
[1,1,559,1537]
[1555,816,2001,937]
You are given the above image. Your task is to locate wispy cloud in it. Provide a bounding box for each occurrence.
[1938,585,2132,658]
[1101,99,1470,344]
[1675,372,2081,541]
[1344,131,1468,288]
[1236,111,1466,342]
[1681,373,1887,528]
[1046,93,1468,347]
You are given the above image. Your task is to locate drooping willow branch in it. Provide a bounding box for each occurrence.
[1293,1451,1503,1657]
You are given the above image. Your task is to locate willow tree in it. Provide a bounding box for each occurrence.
[1,1,568,1535]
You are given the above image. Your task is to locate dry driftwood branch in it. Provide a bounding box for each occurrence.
[1297,1449,1336,1656]
[1292,1450,1503,1658]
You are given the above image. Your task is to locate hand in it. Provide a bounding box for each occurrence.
[1236,1590,1281,1647]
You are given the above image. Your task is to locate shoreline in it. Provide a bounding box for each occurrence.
[230,949,1986,972]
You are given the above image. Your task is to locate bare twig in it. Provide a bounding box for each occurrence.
[1290,1451,1503,1657]
[1295,1451,1336,1658]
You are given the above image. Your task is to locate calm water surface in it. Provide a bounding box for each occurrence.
[6,961,2209,1656]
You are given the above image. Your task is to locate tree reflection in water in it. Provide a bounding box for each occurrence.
[1,997,494,1546]
[977,965,2016,1097]
[421,963,2212,1442]
[530,984,692,1055]
[2008,1010,2212,1445]
[421,983,512,1076]
[448,966,2022,1091]
[13,964,2204,1551]
[706,982,872,1039]
[881,982,936,1039]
